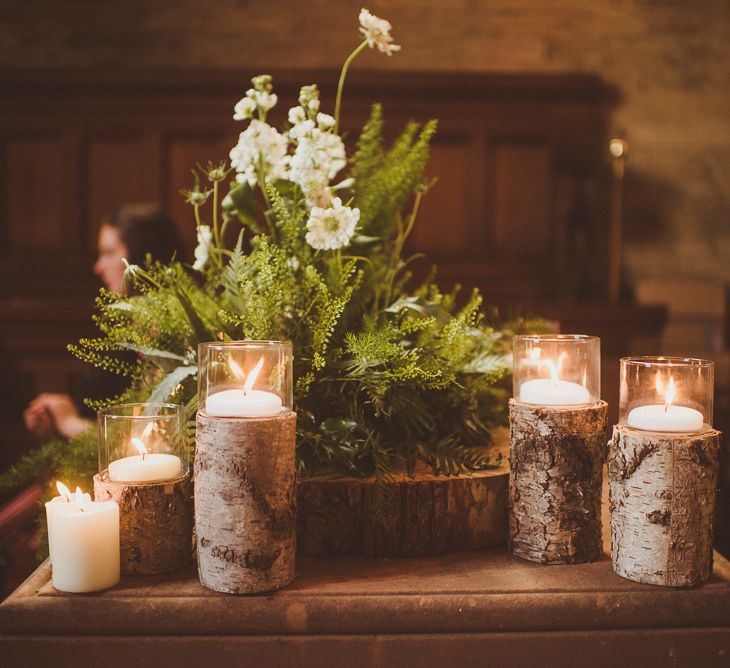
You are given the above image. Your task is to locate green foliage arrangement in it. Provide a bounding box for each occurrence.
[1,9,543,518]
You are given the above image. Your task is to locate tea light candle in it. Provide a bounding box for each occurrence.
[205,356,283,417]
[45,483,120,593]
[520,379,591,406]
[626,375,704,432]
[518,354,590,406]
[108,437,183,482]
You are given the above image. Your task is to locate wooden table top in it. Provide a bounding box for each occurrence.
[4,546,730,634]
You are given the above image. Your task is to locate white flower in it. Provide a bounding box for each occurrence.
[359,8,401,56]
[193,225,212,271]
[316,112,336,131]
[289,119,316,141]
[254,90,278,111]
[289,128,347,206]
[288,105,307,125]
[233,96,257,121]
[229,119,290,187]
[308,98,320,113]
[305,197,360,250]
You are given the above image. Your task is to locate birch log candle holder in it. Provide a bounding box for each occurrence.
[509,335,607,564]
[609,357,720,587]
[95,403,193,576]
[195,340,296,595]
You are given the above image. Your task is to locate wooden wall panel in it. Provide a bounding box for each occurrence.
[5,137,65,253]
[164,135,229,259]
[492,142,551,259]
[411,140,470,258]
[85,136,161,253]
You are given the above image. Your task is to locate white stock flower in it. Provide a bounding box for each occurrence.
[290,127,347,206]
[254,90,278,111]
[229,120,290,187]
[305,197,360,250]
[193,225,212,271]
[359,8,401,56]
[233,96,257,121]
[288,105,307,125]
[316,113,336,131]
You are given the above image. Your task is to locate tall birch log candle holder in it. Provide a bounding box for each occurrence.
[195,340,296,594]
[509,335,607,564]
[609,357,720,587]
[94,403,193,576]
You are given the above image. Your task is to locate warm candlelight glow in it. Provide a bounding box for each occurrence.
[75,486,88,512]
[541,352,567,387]
[228,357,246,384]
[664,377,676,412]
[243,357,265,394]
[56,481,71,501]
[131,437,148,459]
[654,372,677,413]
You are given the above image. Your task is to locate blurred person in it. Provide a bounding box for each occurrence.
[23,204,182,441]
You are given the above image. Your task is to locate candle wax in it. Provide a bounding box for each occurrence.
[108,453,183,483]
[626,404,704,433]
[44,497,120,593]
[519,379,591,406]
[205,388,283,417]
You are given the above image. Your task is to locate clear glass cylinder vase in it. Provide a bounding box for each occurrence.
[98,403,188,483]
[619,356,713,433]
[198,340,293,418]
[512,334,600,407]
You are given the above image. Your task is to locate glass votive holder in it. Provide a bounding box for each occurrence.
[512,334,600,406]
[198,340,293,418]
[98,403,188,483]
[619,356,713,433]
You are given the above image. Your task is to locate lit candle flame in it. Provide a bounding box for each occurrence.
[75,486,88,512]
[243,357,265,395]
[664,376,676,412]
[655,372,675,412]
[132,437,148,460]
[56,480,71,502]
[140,422,154,440]
[228,357,247,384]
[542,360,559,385]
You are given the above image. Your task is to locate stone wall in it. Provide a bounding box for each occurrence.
[2,0,729,290]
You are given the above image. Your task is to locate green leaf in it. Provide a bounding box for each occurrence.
[173,284,214,344]
[116,343,189,373]
[146,365,198,408]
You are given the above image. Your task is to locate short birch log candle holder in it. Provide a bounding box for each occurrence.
[509,335,607,564]
[195,340,296,594]
[95,403,193,576]
[609,357,721,587]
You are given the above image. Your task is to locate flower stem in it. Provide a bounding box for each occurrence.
[212,181,223,268]
[334,40,368,134]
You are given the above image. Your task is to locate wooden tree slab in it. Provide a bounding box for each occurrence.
[608,424,721,587]
[195,412,297,594]
[297,430,509,558]
[509,399,608,565]
[93,473,193,576]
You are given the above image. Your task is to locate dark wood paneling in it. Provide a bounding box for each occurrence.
[492,142,551,260]
[85,136,161,252]
[164,135,229,259]
[6,137,65,253]
[412,139,470,257]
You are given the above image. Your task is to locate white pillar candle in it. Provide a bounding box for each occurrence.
[205,388,283,417]
[627,404,704,432]
[108,453,183,482]
[45,487,120,593]
[519,379,591,406]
